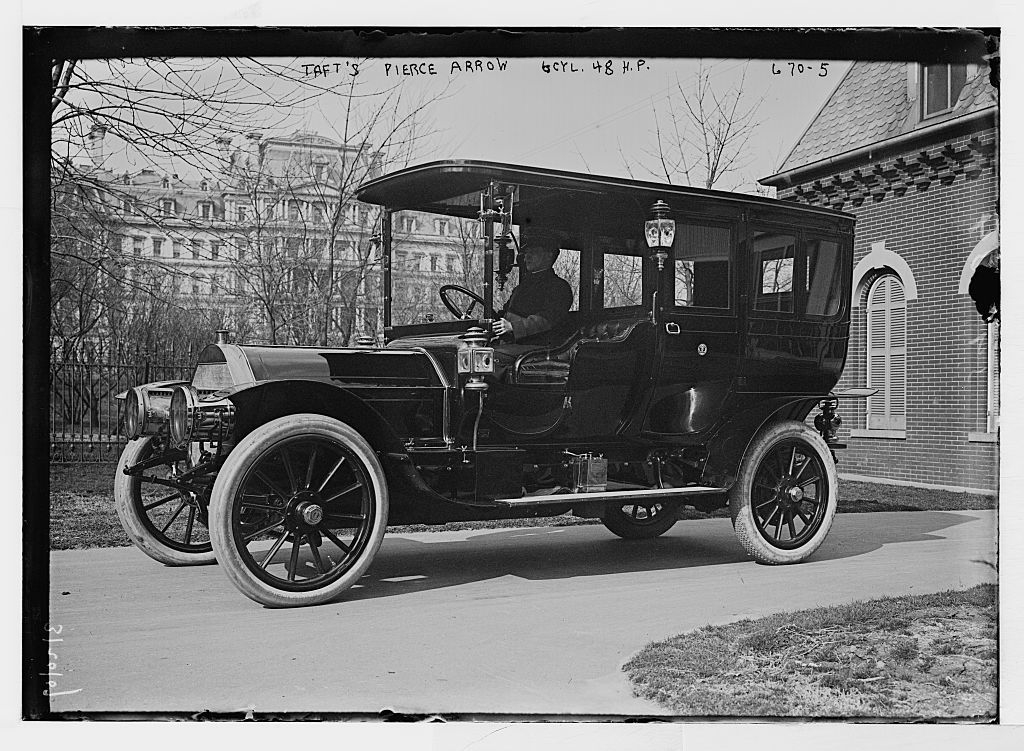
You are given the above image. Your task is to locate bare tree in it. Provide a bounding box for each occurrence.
[603,253,643,308]
[49,178,124,355]
[49,57,336,351]
[49,57,447,349]
[296,72,447,345]
[50,58,332,181]
[388,213,491,327]
[222,77,446,345]
[624,63,764,191]
[447,217,486,292]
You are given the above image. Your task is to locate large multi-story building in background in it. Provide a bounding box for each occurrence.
[75,127,481,347]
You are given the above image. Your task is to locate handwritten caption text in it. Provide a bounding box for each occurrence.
[43,623,82,698]
[541,59,649,75]
[772,62,830,77]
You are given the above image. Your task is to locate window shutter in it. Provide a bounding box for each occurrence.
[867,275,907,430]
[867,280,887,427]
[988,321,1000,432]
[888,281,907,429]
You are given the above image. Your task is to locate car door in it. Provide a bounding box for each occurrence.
[564,242,658,438]
[642,217,741,436]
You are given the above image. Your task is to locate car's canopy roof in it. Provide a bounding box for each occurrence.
[355,160,853,237]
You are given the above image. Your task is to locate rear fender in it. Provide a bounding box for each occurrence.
[699,397,822,489]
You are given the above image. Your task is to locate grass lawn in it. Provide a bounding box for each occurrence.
[624,584,997,719]
[46,461,996,551]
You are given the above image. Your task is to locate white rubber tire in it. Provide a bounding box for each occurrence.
[209,414,389,607]
[114,437,217,566]
[729,420,838,565]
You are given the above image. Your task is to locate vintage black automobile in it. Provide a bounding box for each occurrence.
[115,161,868,607]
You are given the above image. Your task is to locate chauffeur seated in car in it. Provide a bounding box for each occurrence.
[491,231,574,344]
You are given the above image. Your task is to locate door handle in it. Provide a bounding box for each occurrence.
[664,322,680,335]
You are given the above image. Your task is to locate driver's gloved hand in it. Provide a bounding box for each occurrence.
[492,318,514,338]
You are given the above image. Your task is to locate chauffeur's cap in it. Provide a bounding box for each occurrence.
[521,228,562,253]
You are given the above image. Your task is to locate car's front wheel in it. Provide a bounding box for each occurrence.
[729,420,838,564]
[209,415,389,607]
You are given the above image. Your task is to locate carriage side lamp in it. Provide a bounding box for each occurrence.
[458,326,494,451]
[645,200,676,271]
[457,326,494,392]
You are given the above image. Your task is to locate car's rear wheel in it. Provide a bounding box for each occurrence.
[729,420,837,564]
[114,437,216,566]
[601,501,678,539]
[209,415,388,607]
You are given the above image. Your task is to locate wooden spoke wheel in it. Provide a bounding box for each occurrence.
[209,415,388,607]
[114,437,216,566]
[729,421,837,564]
[601,501,678,539]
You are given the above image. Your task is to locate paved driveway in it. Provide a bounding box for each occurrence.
[46,510,997,716]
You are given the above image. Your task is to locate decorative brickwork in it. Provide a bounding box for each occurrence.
[784,137,996,213]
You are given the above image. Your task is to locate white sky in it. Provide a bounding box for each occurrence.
[301,56,850,191]
[74,54,849,194]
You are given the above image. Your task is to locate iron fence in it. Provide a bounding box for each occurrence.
[50,346,197,462]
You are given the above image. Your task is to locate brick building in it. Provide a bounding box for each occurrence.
[760,61,998,493]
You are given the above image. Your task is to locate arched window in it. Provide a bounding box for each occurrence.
[866,275,907,431]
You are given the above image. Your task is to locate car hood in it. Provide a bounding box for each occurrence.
[192,343,450,391]
[385,333,465,376]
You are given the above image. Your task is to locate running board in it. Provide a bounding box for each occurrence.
[492,485,726,507]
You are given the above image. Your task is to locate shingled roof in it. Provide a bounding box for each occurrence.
[777,61,997,174]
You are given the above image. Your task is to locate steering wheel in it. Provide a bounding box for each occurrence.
[439,284,485,320]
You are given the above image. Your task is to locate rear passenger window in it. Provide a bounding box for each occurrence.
[804,239,842,317]
[673,223,730,308]
[603,251,644,309]
[753,231,796,312]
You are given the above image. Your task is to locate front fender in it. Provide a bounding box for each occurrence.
[223,379,406,455]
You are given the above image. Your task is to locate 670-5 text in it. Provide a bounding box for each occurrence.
[773,62,830,77]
